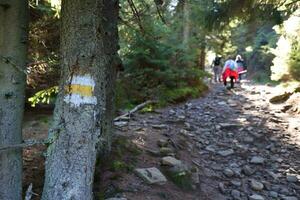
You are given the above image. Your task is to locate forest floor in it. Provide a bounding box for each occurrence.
[22,81,300,200]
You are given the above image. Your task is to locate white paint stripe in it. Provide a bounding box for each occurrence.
[64,93,97,107]
[70,75,96,87]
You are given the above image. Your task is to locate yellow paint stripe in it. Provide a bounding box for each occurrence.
[65,84,94,97]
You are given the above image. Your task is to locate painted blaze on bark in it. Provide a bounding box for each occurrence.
[42,0,119,199]
[0,1,28,200]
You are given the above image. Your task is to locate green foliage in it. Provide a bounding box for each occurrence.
[110,160,134,172]
[118,6,209,108]
[288,40,300,81]
[165,170,193,190]
[28,86,58,107]
[271,9,300,82]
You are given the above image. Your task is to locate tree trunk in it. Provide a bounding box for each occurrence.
[0,1,28,200]
[198,44,206,70]
[42,0,119,199]
[182,0,190,49]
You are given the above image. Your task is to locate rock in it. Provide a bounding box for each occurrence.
[184,122,193,130]
[242,165,255,176]
[191,168,200,184]
[228,99,238,107]
[218,101,227,106]
[145,148,160,157]
[161,156,182,167]
[178,115,186,120]
[106,198,127,200]
[157,139,168,147]
[169,163,189,174]
[250,156,265,164]
[218,183,226,194]
[286,174,299,183]
[231,167,242,177]
[135,167,167,185]
[243,136,254,143]
[250,180,264,191]
[219,123,241,129]
[279,187,290,195]
[217,149,234,157]
[205,145,216,153]
[152,124,168,129]
[266,170,280,180]
[231,189,241,200]
[281,196,298,200]
[249,194,265,200]
[224,168,234,177]
[169,109,176,115]
[159,147,174,156]
[269,191,278,198]
[230,180,242,187]
[114,121,128,127]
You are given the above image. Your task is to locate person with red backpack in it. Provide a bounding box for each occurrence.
[222,57,238,89]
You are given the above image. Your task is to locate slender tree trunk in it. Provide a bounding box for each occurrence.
[42,0,119,199]
[182,0,190,49]
[0,1,28,200]
[198,43,206,70]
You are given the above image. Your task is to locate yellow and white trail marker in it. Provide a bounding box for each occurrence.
[64,74,97,107]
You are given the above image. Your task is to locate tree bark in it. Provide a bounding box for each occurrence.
[0,1,28,200]
[198,43,206,70]
[42,0,119,199]
[182,0,190,49]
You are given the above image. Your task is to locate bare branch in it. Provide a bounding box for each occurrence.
[114,100,157,121]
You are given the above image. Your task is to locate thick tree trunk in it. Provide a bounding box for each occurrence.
[42,0,119,199]
[0,1,28,200]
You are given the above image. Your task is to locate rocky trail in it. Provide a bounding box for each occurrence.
[23,82,300,200]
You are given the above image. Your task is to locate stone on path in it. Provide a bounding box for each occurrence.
[250,156,265,164]
[106,198,127,200]
[269,191,278,198]
[282,196,298,200]
[152,124,168,129]
[242,165,255,176]
[243,136,254,143]
[219,123,241,129]
[249,194,265,200]
[114,121,128,127]
[230,180,242,187]
[205,145,216,153]
[218,183,226,194]
[135,167,167,185]
[286,174,299,183]
[218,149,234,157]
[223,168,234,177]
[161,156,182,167]
[157,139,168,147]
[159,147,174,156]
[231,189,241,200]
[250,180,264,191]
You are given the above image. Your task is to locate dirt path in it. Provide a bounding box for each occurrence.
[22,82,300,200]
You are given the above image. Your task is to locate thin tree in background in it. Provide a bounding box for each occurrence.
[0,1,28,199]
[42,0,119,199]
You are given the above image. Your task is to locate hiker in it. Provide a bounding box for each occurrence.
[235,55,245,81]
[222,57,238,89]
[211,56,222,83]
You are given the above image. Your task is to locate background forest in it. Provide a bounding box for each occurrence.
[27,0,300,110]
